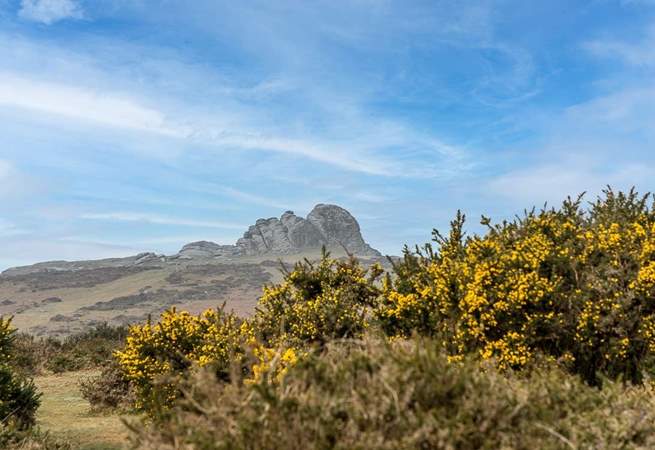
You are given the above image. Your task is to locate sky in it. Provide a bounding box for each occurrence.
[1,0,655,269]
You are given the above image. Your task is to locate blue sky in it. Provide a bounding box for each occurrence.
[1,0,654,269]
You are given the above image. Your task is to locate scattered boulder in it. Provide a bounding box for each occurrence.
[50,314,73,322]
[135,252,164,264]
[176,241,241,259]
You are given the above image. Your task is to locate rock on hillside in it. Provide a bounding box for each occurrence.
[1,204,380,276]
[175,241,241,259]
[307,204,379,256]
[236,205,380,257]
[1,252,165,277]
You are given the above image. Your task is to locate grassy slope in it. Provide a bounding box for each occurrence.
[34,370,129,449]
[0,249,376,337]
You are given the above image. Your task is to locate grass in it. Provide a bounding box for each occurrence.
[34,369,130,449]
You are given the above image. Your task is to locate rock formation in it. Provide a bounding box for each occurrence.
[235,204,380,257]
[176,241,241,259]
[1,204,381,276]
[307,204,379,256]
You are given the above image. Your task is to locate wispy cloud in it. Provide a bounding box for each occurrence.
[59,234,239,248]
[488,162,653,206]
[0,219,28,237]
[351,191,388,203]
[0,72,185,137]
[0,68,470,177]
[80,212,246,230]
[0,159,35,199]
[0,159,11,180]
[584,22,655,68]
[19,0,83,24]
[0,236,138,270]
[195,184,293,211]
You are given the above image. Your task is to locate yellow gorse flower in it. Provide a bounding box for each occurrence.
[377,189,655,383]
[114,306,244,411]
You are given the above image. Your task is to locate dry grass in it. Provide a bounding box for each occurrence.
[132,338,655,449]
[0,249,384,337]
[34,369,130,449]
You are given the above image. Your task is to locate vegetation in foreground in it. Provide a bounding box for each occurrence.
[13,324,128,377]
[0,317,42,448]
[132,338,655,449]
[5,188,655,448]
[1,321,131,449]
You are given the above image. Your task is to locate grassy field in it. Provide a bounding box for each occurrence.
[34,369,130,449]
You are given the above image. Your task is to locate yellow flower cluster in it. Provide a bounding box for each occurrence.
[254,254,382,346]
[113,189,655,402]
[114,307,243,410]
[0,316,14,361]
[480,332,530,369]
[379,190,655,383]
[249,346,299,384]
[114,251,382,411]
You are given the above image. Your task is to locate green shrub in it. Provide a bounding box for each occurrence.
[129,336,655,450]
[253,250,383,347]
[378,188,655,384]
[79,360,134,412]
[0,317,41,432]
[0,365,40,429]
[0,427,71,450]
[13,324,128,376]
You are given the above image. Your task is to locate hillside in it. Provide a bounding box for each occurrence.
[0,205,386,337]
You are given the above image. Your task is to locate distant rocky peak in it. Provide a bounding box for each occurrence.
[1,205,381,277]
[235,204,380,257]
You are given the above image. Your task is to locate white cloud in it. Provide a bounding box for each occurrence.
[620,0,655,6]
[0,72,185,137]
[0,237,138,271]
[0,159,35,199]
[200,133,395,176]
[0,159,11,180]
[60,234,240,249]
[0,219,27,237]
[488,163,653,206]
[584,23,655,68]
[80,212,246,230]
[19,0,83,24]
[352,191,388,203]
[197,184,293,210]
[562,87,655,137]
[0,69,469,177]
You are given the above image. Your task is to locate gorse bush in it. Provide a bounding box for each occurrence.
[130,337,655,450]
[113,254,382,411]
[0,317,40,436]
[114,307,244,411]
[378,188,655,384]
[254,251,383,347]
[112,187,655,447]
